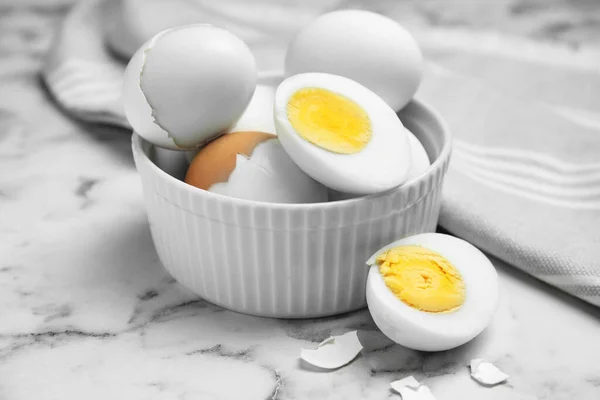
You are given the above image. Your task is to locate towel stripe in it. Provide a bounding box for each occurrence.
[452,157,600,199]
[454,145,600,186]
[540,275,600,287]
[451,138,600,209]
[454,166,600,209]
[454,140,600,175]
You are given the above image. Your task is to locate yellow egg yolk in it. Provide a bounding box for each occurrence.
[287,87,371,154]
[376,245,466,313]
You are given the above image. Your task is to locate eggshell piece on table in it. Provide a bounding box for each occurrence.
[390,376,437,400]
[470,359,509,386]
[122,24,257,150]
[300,331,363,370]
[285,10,423,111]
[185,131,327,204]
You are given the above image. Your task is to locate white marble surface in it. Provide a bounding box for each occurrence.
[2,1,600,399]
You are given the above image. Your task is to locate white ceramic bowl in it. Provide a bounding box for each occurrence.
[132,97,451,318]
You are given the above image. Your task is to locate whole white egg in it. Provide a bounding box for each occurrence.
[366,233,499,351]
[285,10,424,111]
[122,24,257,150]
[274,73,412,195]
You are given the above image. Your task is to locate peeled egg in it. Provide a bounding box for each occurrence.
[274,73,412,195]
[285,10,423,111]
[185,131,327,204]
[406,131,431,182]
[230,84,276,134]
[366,233,499,351]
[328,130,430,201]
[122,24,257,150]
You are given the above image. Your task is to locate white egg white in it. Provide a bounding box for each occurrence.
[122,25,257,150]
[406,131,430,182]
[328,130,430,201]
[230,84,276,134]
[209,139,328,204]
[365,233,499,351]
[274,73,412,195]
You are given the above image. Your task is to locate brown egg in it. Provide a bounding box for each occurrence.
[185,131,276,190]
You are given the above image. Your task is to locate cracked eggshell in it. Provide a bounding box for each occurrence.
[470,359,509,386]
[185,131,327,204]
[122,25,257,150]
[300,331,363,370]
[390,376,436,400]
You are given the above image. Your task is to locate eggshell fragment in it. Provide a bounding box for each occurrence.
[470,359,509,386]
[300,331,363,370]
[390,376,436,400]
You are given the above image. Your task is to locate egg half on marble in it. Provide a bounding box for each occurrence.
[122,24,257,150]
[366,233,499,351]
[185,131,327,203]
[274,72,413,195]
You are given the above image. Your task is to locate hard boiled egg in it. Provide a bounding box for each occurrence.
[122,25,257,150]
[230,84,276,134]
[366,233,499,351]
[406,131,430,182]
[328,130,430,201]
[285,10,424,111]
[274,73,412,195]
[185,131,327,203]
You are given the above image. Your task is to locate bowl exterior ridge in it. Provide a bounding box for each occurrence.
[132,99,451,318]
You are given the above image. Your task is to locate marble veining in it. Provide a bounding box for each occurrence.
[2,1,600,399]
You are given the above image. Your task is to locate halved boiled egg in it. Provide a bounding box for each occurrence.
[274,73,412,195]
[366,233,499,351]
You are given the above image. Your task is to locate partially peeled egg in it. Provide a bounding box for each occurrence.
[185,131,327,204]
[366,233,499,351]
[122,24,257,150]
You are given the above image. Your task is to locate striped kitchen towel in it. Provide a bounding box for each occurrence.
[43,0,600,306]
[418,62,600,307]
